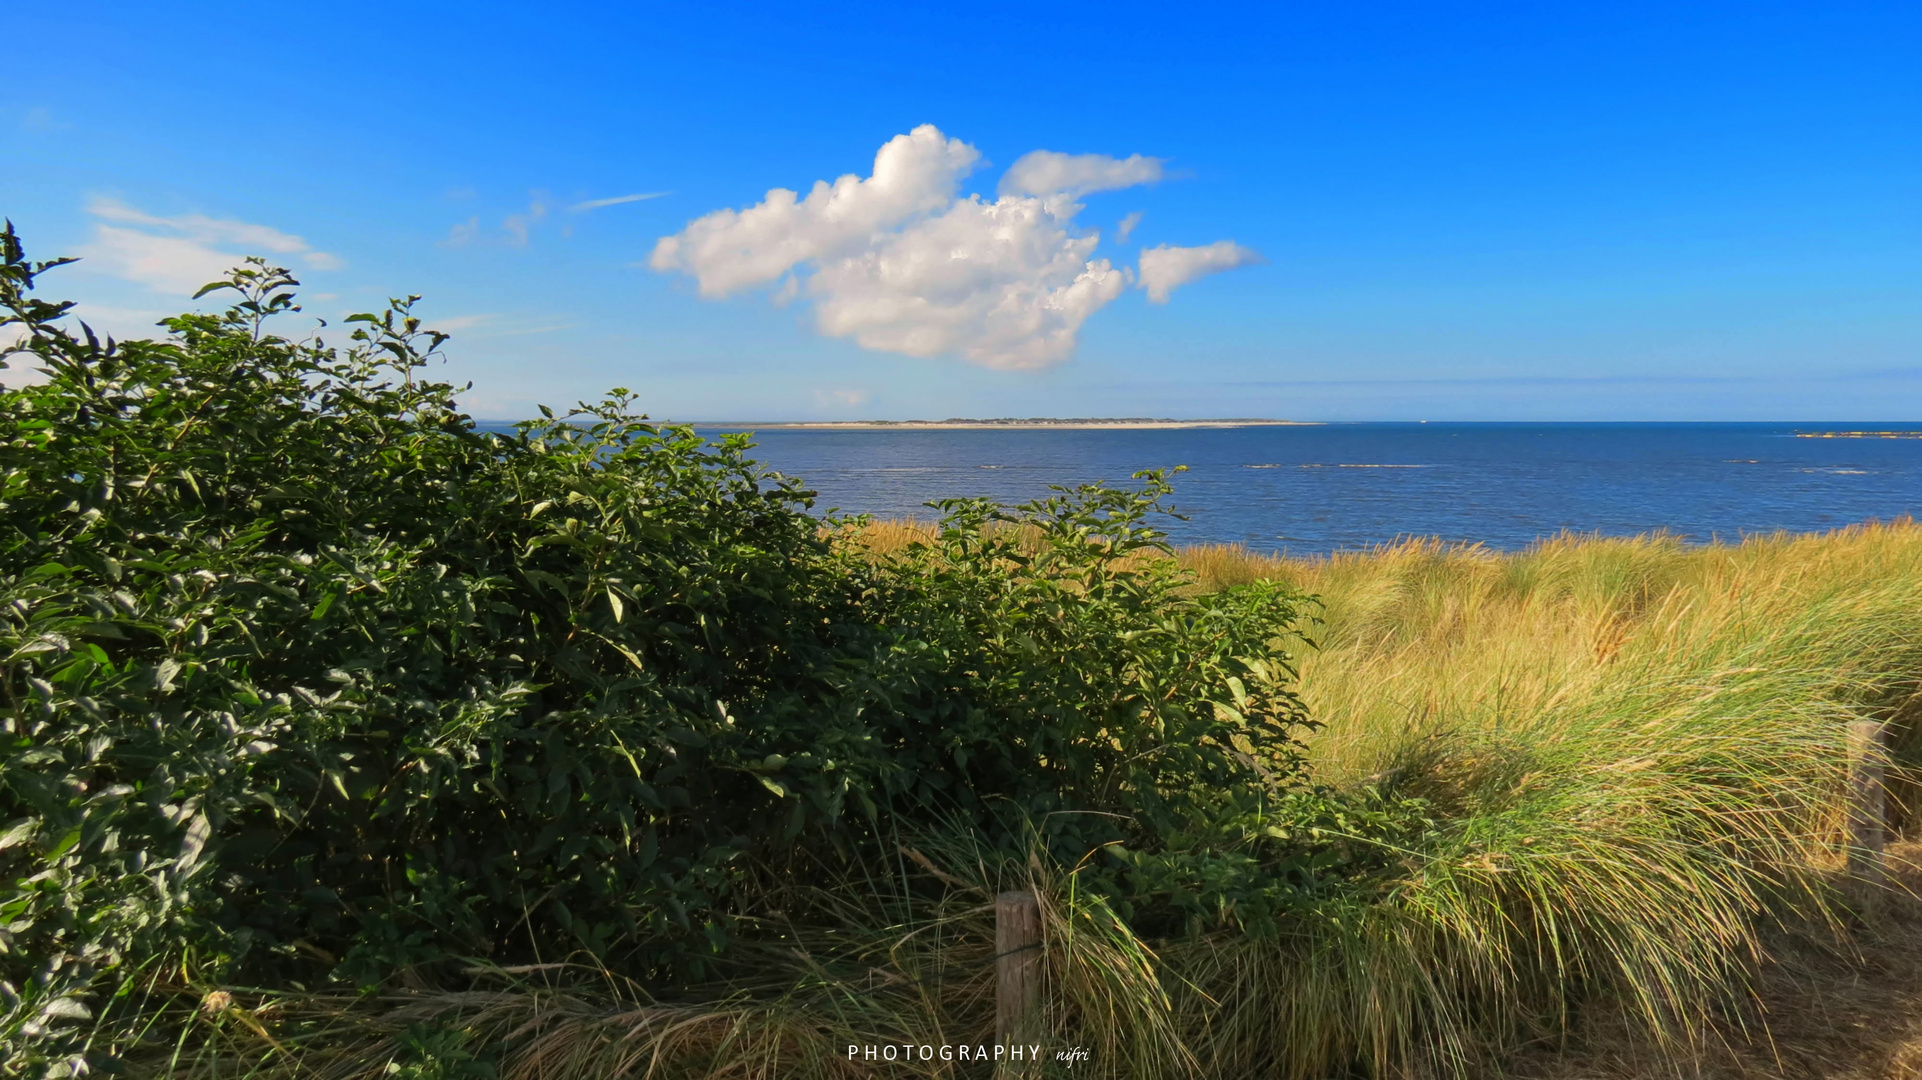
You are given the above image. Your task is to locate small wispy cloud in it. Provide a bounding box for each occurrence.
[570,191,670,212]
[1137,241,1261,303]
[998,150,1164,199]
[448,192,575,248]
[443,217,481,248]
[77,197,345,294]
[485,322,576,337]
[423,313,575,338]
[815,388,871,409]
[1115,211,1143,244]
[432,314,496,332]
[20,106,68,133]
[502,193,549,248]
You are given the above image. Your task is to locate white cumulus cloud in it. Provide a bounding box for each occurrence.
[651,125,980,298]
[78,197,344,294]
[1138,241,1261,303]
[651,126,1249,369]
[808,195,1130,370]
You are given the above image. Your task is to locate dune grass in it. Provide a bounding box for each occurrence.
[148,521,1922,1079]
[1160,522,1922,1075]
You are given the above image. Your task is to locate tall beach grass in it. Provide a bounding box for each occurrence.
[1168,522,1922,1075]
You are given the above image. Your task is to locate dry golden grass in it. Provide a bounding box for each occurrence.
[1515,841,1922,1080]
[1174,523,1922,785]
[1181,521,1922,1077]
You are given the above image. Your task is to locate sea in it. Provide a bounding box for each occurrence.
[682,422,1922,556]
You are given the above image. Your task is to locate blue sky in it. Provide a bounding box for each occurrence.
[3,1,1918,421]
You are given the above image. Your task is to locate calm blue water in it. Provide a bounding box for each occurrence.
[689,423,1922,556]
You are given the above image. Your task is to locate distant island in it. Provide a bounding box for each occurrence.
[1793,430,1922,439]
[699,417,1314,430]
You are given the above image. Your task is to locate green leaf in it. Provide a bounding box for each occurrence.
[45,827,82,859]
[0,820,36,852]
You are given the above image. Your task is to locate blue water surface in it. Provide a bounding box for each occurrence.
[680,423,1922,556]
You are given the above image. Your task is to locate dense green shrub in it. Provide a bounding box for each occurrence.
[0,226,1322,1073]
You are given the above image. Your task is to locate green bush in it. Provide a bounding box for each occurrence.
[0,226,1322,1073]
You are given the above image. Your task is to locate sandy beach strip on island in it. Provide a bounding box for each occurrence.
[688,418,1318,431]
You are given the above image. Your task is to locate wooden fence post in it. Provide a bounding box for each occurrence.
[995,889,1042,1071]
[1847,718,1888,893]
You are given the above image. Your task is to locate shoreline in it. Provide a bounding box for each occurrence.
[687,418,1315,431]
